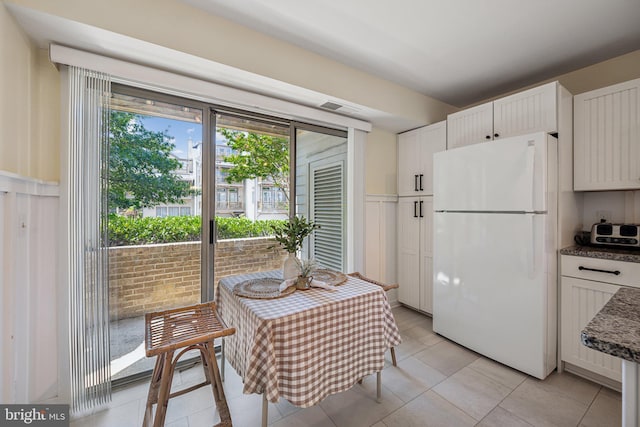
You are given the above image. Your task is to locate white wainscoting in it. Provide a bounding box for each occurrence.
[0,171,59,403]
[364,194,398,305]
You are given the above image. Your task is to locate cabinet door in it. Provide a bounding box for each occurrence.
[574,78,640,191]
[447,103,493,149]
[398,130,421,197]
[419,197,433,313]
[493,81,557,140]
[397,198,421,308]
[417,122,447,195]
[560,276,621,381]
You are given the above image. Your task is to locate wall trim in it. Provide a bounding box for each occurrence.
[0,171,59,197]
[366,194,398,203]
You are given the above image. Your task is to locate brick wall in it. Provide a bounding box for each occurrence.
[109,237,286,320]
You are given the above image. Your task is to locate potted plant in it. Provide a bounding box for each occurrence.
[294,258,317,290]
[271,216,319,279]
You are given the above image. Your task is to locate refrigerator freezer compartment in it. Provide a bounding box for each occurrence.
[433,132,550,213]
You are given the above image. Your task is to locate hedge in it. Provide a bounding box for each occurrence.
[108,215,287,246]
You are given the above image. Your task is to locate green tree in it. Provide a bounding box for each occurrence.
[219,128,290,200]
[109,111,193,211]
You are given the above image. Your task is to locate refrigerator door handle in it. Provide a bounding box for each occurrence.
[526,214,537,278]
[414,174,419,192]
[526,144,536,211]
[414,201,418,218]
[419,174,424,191]
[419,200,424,217]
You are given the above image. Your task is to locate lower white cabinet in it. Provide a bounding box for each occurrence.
[560,275,621,382]
[397,197,433,313]
[560,254,640,384]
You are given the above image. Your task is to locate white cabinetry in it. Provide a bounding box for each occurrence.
[447,81,559,149]
[396,121,446,314]
[397,197,433,313]
[573,78,640,191]
[397,121,446,196]
[446,103,493,150]
[560,254,640,386]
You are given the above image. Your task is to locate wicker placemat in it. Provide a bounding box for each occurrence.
[313,269,348,286]
[233,278,296,299]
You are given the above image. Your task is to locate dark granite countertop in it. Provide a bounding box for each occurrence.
[581,287,640,363]
[560,245,640,263]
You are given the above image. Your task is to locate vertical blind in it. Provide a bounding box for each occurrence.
[311,162,345,271]
[67,66,111,413]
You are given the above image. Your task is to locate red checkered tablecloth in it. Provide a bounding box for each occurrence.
[217,270,401,407]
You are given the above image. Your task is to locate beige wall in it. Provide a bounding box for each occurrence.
[0,5,59,181]
[0,4,33,178]
[555,49,640,96]
[467,49,640,108]
[7,0,454,127]
[3,0,640,191]
[366,128,397,195]
[2,0,455,183]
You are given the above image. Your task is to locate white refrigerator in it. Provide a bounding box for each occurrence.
[432,132,557,380]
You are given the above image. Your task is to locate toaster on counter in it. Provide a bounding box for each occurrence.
[590,222,640,247]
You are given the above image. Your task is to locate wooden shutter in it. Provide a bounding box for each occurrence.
[310,161,345,271]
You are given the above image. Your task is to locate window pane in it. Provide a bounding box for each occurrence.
[213,113,291,287]
[108,91,203,383]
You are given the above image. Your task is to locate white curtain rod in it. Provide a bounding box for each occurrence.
[49,44,372,132]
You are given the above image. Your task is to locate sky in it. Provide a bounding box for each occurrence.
[140,116,202,158]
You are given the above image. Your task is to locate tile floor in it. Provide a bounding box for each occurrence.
[71,306,622,427]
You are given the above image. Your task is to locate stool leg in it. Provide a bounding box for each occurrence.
[205,341,232,426]
[200,346,219,402]
[143,355,164,427]
[154,350,176,427]
[221,338,226,382]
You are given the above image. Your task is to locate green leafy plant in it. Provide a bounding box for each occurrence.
[109,111,194,211]
[107,215,287,246]
[219,127,290,200]
[270,216,319,253]
[296,258,317,278]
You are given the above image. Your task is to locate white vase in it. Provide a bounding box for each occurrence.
[283,253,299,280]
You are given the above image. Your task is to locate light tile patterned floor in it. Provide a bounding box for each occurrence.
[71,306,622,427]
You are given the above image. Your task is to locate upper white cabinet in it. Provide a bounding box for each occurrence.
[574,78,640,191]
[447,81,559,149]
[494,82,558,138]
[446,103,493,149]
[397,121,446,196]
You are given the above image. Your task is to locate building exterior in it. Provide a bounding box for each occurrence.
[141,136,288,220]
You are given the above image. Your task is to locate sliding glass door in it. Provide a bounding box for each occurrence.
[104,86,349,384]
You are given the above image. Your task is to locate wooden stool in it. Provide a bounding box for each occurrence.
[348,272,400,367]
[143,302,235,427]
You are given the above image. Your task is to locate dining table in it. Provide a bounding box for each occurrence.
[216,269,402,426]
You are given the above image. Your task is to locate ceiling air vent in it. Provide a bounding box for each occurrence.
[320,101,342,111]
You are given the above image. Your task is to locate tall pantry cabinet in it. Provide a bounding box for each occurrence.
[397,121,446,313]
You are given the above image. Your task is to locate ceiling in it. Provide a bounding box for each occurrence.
[183,0,640,107]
